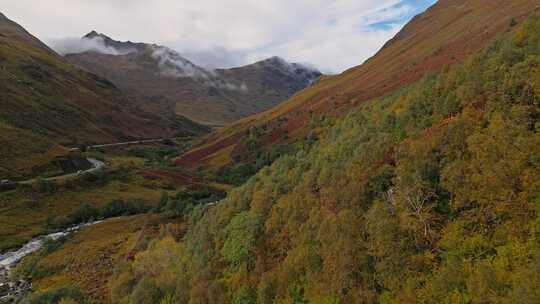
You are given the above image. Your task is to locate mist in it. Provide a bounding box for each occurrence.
[51,36,134,55]
[150,45,249,91]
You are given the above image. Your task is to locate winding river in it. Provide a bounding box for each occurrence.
[0,221,102,302]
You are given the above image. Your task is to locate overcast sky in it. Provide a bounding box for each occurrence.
[0,0,436,73]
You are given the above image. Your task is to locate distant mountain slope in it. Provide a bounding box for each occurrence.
[0,13,208,178]
[177,0,540,169]
[65,34,321,126]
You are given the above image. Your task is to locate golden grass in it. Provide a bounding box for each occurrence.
[203,144,235,168]
[33,215,148,304]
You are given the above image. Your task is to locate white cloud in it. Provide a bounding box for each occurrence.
[0,0,432,72]
[52,36,134,55]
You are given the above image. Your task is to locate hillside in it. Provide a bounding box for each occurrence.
[112,13,540,303]
[0,13,207,144]
[177,0,540,170]
[66,35,322,126]
[0,13,208,178]
[0,123,58,180]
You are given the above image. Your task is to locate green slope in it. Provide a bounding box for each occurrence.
[113,14,540,304]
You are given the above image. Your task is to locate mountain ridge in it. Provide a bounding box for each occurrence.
[176,0,540,169]
[65,34,322,126]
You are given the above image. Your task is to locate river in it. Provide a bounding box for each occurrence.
[0,221,102,302]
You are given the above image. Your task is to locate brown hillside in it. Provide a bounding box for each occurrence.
[177,0,540,168]
[0,13,207,147]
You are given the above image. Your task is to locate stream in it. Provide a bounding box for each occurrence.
[0,221,102,302]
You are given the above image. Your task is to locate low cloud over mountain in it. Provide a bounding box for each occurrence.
[65,32,322,126]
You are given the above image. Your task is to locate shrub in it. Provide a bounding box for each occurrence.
[41,236,65,254]
[20,285,85,304]
[99,199,149,218]
[232,286,257,304]
[129,278,162,304]
[31,178,56,194]
[46,215,72,230]
[69,203,99,223]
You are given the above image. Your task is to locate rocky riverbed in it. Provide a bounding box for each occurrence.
[0,267,30,303]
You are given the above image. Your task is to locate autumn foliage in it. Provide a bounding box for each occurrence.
[112,15,540,304]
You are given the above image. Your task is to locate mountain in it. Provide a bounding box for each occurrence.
[0,13,208,179]
[176,0,539,170]
[112,8,540,304]
[65,34,322,126]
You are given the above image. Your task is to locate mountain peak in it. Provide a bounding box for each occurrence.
[83,30,100,38]
[82,31,116,44]
[79,31,146,54]
[257,56,288,67]
[253,56,322,82]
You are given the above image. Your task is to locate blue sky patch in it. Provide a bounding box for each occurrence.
[368,0,437,31]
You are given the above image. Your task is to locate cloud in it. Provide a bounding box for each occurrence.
[150,45,210,78]
[0,0,436,72]
[51,35,135,55]
[149,45,249,91]
[180,47,248,69]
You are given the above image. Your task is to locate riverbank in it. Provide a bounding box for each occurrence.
[0,220,103,302]
[6,215,165,303]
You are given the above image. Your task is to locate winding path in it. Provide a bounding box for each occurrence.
[10,136,191,185]
[85,136,191,150]
[18,158,105,185]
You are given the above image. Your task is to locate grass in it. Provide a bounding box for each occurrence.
[29,215,150,304]
[0,150,205,251]
[0,122,62,180]
[0,170,163,252]
[1,147,205,303]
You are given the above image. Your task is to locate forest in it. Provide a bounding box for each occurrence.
[96,14,540,304]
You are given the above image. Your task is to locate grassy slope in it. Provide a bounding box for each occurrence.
[177,0,540,169]
[31,216,149,304]
[118,14,540,303]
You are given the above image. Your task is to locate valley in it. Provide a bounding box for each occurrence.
[1,0,540,303]
[65,33,322,126]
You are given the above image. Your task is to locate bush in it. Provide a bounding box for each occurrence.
[46,200,151,231]
[46,215,72,230]
[232,286,257,304]
[31,178,57,194]
[158,187,226,217]
[20,285,85,304]
[69,203,100,223]
[41,236,65,254]
[99,199,150,218]
[215,163,257,186]
[129,278,162,304]
[10,255,40,280]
